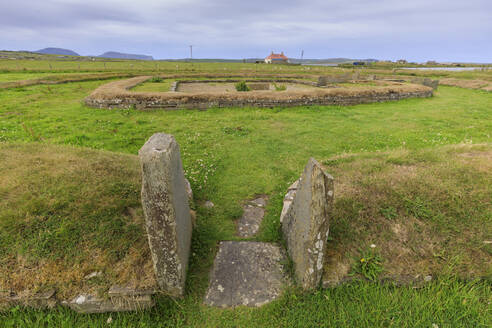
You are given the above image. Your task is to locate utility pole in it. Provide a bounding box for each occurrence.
[301,50,304,63]
[189,45,193,62]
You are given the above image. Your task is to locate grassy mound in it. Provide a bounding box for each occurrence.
[0,143,155,300]
[323,143,492,284]
[0,73,136,90]
[440,78,492,91]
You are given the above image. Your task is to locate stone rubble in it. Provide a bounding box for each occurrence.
[84,271,102,280]
[204,200,215,208]
[66,287,155,314]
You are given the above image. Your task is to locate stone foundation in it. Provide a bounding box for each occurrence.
[86,86,433,112]
[84,75,433,110]
[87,90,433,110]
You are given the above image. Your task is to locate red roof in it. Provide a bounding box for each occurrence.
[266,51,288,60]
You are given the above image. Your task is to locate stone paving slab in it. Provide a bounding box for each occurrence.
[250,197,267,207]
[237,205,265,237]
[204,241,289,308]
[236,196,268,237]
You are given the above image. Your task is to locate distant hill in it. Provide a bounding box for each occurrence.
[98,51,153,60]
[164,58,255,63]
[36,48,80,56]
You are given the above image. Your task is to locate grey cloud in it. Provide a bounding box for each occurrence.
[0,1,141,29]
[0,0,491,61]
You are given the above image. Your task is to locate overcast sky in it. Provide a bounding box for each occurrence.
[1,0,491,62]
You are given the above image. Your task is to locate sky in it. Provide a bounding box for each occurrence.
[1,0,491,62]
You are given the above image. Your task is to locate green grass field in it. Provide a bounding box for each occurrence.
[0,59,323,75]
[0,60,491,327]
[0,73,84,82]
[1,278,489,327]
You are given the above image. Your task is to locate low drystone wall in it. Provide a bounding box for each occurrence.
[317,73,353,85]
[1,286,155,313]
[0,73,137,90]
[175,79,318,87]
[85,76,433,110]
[439,78,492,91]
[65,287,155,313]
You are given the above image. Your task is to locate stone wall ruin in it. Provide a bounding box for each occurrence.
[84,75,434,111]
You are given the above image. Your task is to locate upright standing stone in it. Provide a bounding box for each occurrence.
[281,158,334,289]
[317,76,328,87]
[138,133,192,297]
[411,77,439,90]
[317,74,352,85]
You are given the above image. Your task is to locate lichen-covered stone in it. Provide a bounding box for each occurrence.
[66,292,154,314]
[139,133,192,297]
[237,196,268,237]
[237,205,265,237]
[0,289,57,310]
[280,179,299,223]
[108,285,157,297]
[204,241,289,308]
[250,197,267,208]
[281,158,334,289]
[411,77,439,90]
[184,178,193,201]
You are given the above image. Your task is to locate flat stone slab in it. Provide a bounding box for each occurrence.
[250,197,267,208]
[237,196,268,237]
[237,205,265,237]
[1,289,57,310]
[204,241,289,308]
[62,288,154,313]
